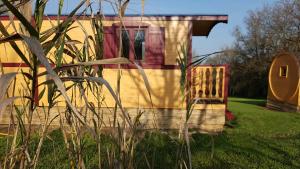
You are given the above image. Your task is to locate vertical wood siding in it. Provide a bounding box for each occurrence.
[146,27,165,65]
[104,26,117,59]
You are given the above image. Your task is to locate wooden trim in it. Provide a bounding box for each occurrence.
[103,15,228,22]
[0,62,55,68]
[0,61,177,69]
[103,64,178,69]
[190,65,229,113]
[0,62,229,71]
[34,74,39,106]
[224,64,230,110]
[0,15,228,22]
[187,22,193,105]
[112,22,150,27]
[0,62,30,67]
[195,64,230,67]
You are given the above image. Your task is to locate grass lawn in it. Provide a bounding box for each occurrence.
[190,97,300,169]
[1,97,300,168]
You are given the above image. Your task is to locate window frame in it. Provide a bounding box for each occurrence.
[133,29,146,61]
[279,65,288,78]
[116,27,148,62]
[104,23,166,68]
[121,29,130,59]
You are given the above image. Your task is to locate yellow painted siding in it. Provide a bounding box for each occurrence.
[4,67,31,102]
[1,19,189,64]
[0,19,191,109]
[0,21,28,63]
[37,69,183,109]
[0,18,226,132]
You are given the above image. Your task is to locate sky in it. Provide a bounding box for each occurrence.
[44,0,279,55]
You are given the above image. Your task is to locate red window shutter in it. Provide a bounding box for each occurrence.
[146,27,165,65]
[104,27,117,59]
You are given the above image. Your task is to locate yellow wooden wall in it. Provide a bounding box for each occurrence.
[0,18,195,109]
[0,18,227,132]
[38,19,191,65]
[0,18,190,64]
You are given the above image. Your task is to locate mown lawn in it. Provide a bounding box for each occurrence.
[1,97,300,169]
[190,97,300,169]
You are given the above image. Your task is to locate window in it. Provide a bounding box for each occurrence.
[134,30,145,60]
[279,65,288,78]
[104,25,165,66]
[121,30,130,58]
[119,28,146,61]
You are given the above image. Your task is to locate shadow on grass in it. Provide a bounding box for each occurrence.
[230,98,267,107]
[2,129,300,169]
[189,132,300,169]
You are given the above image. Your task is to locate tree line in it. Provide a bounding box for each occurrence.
[206,0,300,98]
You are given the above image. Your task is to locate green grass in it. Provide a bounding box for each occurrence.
[1,97,300,169]
[189,97,300,169]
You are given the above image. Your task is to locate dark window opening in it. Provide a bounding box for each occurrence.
[279,65,288,78]
[122,30,130,58]
[134,30,145,60]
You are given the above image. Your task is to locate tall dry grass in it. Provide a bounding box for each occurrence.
[0,0,208,168]
[0,0,153,168]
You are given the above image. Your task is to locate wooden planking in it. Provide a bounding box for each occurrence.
[267,99,300,113]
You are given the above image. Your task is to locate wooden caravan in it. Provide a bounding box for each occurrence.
[0,15,229,133]
[267,52,300,112]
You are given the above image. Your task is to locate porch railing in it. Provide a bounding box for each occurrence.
[191,65,229,103]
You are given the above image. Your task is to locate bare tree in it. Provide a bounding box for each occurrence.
[207,0,300,97]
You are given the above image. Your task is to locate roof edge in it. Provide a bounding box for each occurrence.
[0,14,228,22]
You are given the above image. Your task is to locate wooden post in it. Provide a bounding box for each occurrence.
[215,67,220,98]
[209,67,213,98]
[199,68,203,98]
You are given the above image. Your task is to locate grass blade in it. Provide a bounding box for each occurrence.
[44,1,86,55]
[0,0,31,15]
[133,62,153,107]
[56,34,65,67]
[2,0,39,37]
[64,76,133,127]
[0,72,17,100]
[0,97,18,114]
[0,33,22,43]
[61,57,130,68]
[34,0,48,33]
[0,23,32,69]
[58,0,64,19]
[20,35,86,125]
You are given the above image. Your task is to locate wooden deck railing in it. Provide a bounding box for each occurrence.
[191,65,229,103]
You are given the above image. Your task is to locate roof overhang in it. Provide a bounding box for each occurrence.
[0,14,228,36]
[103,14,228,37]
[190,15,228,36]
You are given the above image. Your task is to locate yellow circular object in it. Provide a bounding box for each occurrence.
[269,53,300,102]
